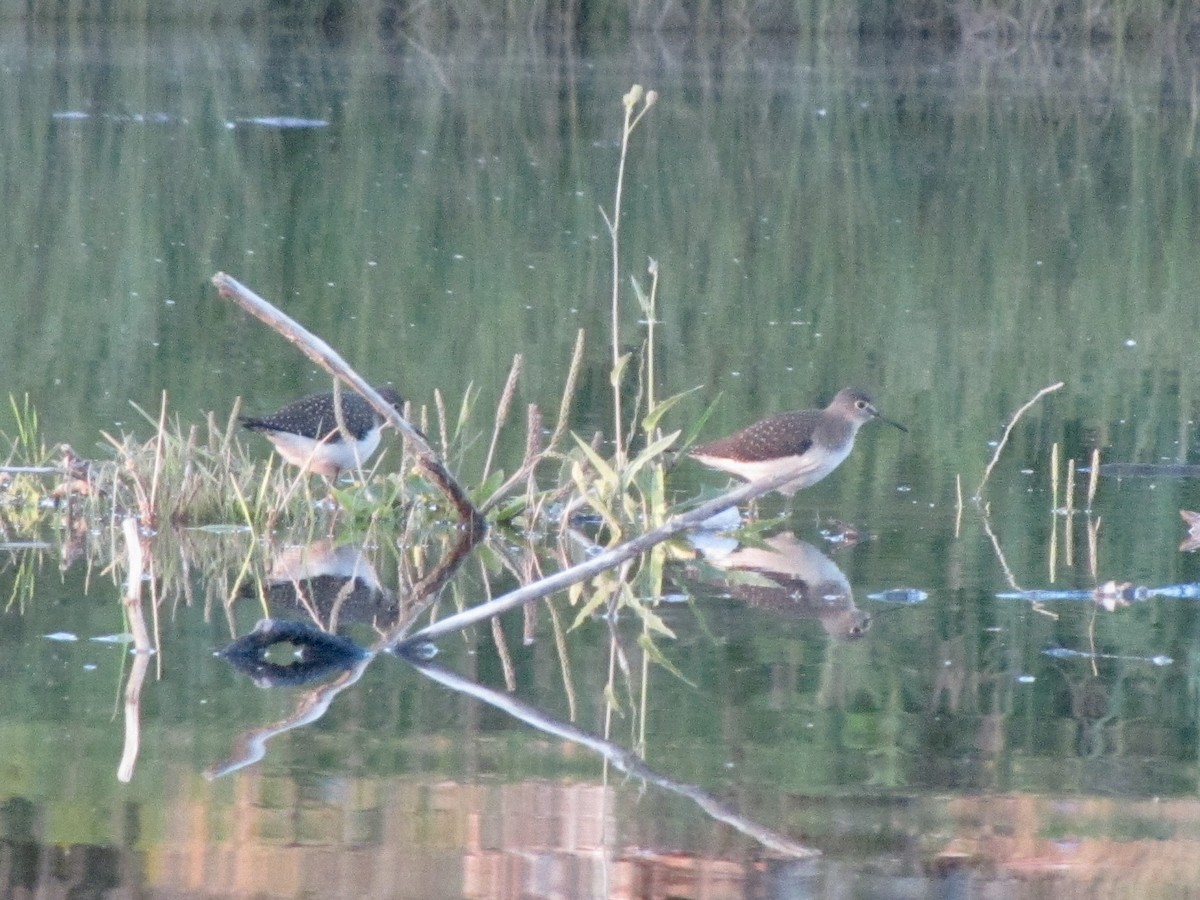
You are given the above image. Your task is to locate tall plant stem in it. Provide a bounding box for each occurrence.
[600,85,657,468]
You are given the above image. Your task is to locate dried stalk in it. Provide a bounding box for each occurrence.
[974,382,1065,499]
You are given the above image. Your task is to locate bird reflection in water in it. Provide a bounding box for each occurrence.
[262,540,397,631]
[688,529,870,640]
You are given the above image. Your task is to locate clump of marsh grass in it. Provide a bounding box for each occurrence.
[0,386,443,623]
[0,389,429,549]
[95,392,311,531]
[0,395,79,543]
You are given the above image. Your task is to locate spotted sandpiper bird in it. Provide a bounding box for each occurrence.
[241,386,405,478]
[689,387,906,496]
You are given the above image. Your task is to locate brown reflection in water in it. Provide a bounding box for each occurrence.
[144,775,815,898]
[127,781,1200,898]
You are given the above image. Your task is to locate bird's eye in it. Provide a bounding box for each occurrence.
[856,400,868,410]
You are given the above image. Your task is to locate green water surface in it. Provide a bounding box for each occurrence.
[1,24,1200,898]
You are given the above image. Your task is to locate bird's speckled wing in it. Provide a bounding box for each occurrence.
[690,410,818,462]
[241,393,372,441]
[241,387,405,441]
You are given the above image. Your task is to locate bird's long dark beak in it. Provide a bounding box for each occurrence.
[873,410,908,433]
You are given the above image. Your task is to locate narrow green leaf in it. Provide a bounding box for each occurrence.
[623,429,681,484]
[571,433,618,484]
[626,595,676,639]
[471,467,507,504]
[642,386,700,435]
[637,633,695,686]
[681,393,724,448]
[630,274,652,316]
[453,382,478,442]
[610,352,631,389]
[570,581,614,630]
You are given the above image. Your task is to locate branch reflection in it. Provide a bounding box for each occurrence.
[393,648,819,861]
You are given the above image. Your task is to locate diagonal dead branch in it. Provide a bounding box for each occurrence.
[211,272,483,532]
[392,464,812,648]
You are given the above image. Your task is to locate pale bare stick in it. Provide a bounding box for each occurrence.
[1086,447,1100,510]
[393,462,815,647]
[954,473,963,539]
[118,516,152,783]
[974,382,1065,500]
[211,272,482,530]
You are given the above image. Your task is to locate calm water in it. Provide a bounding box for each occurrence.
[3,23,1200,898]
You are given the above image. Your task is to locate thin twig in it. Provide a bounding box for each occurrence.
[1066,458,1076,517]
[644,258,659,419]
[974,382,1064,499]
[477,335,583,517]
[147,391,168,524]
[980,509,1021,594]
[1051,441,1060,512]
[478,405,543,517]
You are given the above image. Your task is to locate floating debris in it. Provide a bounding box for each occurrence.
[52,110,179,124]
[392,640,438,661]
[1082,463,1200,479]
[1044,646,1172,667]
[232,116,329,129]
[90,633,134,644]
[188,523,254,534]
[1180,510,1200,552]
[818,520,862,546]
[997,588,1092,601]
[998,582,1200,604]
[45,632,78,642]
[866,588,929,604]
[1150,583,1200,599]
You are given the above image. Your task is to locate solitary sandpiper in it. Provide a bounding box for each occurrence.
[241,386,405,478]
[689,387,906,496]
